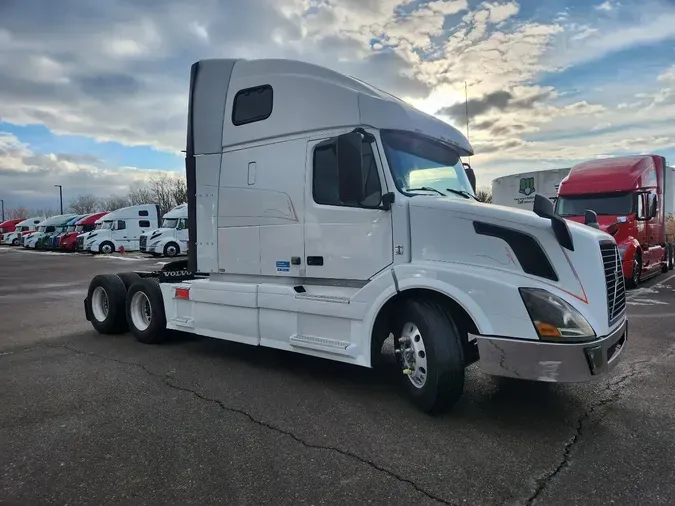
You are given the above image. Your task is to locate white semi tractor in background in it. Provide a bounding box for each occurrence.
[139,203,188,258]
[83,58,627,413]
[492,168,571,210]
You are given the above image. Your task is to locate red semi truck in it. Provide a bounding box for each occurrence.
[59,211,109,251]
[555,155,675,287]
[0,218,25,244]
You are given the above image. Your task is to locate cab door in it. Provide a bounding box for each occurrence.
[303,131,394,280]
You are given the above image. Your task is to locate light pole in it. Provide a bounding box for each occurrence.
[54,185,63,214]
[0,199,4,221]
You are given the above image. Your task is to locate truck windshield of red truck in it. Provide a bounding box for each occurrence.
[555,192,633,217]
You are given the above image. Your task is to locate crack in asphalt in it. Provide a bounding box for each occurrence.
[524,346,675,506]
[58,344,454,506]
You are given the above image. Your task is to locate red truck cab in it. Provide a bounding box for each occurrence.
[59,212,109,251]
[0,218,25,243]
[555,155,674,287]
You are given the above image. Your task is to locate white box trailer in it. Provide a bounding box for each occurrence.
[83,58,627,413]
[492,168,571,210]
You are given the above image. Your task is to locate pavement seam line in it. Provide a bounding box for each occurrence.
[523,346,675,506]
[57,344,456,506]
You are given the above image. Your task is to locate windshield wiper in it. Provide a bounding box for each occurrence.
[446,188,478,200]
[406,187,446,196]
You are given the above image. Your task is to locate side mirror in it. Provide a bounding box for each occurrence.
[336,132,365,203]
[533,194,575,251]
[584,210,600,229]
[463,163,477,193]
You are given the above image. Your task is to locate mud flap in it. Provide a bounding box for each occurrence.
[84,298,91,321]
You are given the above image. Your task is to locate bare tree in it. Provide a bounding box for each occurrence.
[8,207,29,219]
[68,194,101,214]
[100,195,130,211]
[171,177,187,207]
[127,182,153,206]
[475,187,493,204]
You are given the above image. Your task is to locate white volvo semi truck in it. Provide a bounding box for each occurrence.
[83,58,627,413]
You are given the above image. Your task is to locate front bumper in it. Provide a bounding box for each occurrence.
[472,319,627,383]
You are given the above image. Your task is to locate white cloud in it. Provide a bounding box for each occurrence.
[0,132,181,211]
[595,1,616,12]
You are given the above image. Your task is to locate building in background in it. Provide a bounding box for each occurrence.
[491,168,571,210]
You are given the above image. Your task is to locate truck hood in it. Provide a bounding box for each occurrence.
[408,197,615,331]
[145,228,176,239]
[562,214,624,233]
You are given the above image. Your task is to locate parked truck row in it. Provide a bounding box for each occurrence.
[0,203,188,258]
[82,57,630,414]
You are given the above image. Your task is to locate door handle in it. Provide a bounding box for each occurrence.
[307,256,324,266]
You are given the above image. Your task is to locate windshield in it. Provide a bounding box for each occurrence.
[37,226,46,232]
[380,130,474,198]
[75,225,85,232]
[101,221,113,230]
[19,226,29,232]
[67,225,76,232]
[162,218,178,229]
[555,193,634,217]
[94,223,102,230]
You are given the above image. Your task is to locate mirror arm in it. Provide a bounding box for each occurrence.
[350,127,376,143]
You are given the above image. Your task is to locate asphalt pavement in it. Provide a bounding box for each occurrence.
[1,246,674,505]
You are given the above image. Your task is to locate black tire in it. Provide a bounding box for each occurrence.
[117,272,141,290]
[669,244,674,271]
[125,278,167,344]
[626,253,642,288]
[99,241,115,255]
[11,238,19,246]
[393,298,465,414]
[163,242,180,258]
[85,274,128,334]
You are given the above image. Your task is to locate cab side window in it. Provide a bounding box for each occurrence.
[177,219,187,230]
[313,139,382,207]
[116,220,126,230]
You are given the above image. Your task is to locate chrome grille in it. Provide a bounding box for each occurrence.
[140,235,147,252]
[600,242,626,324]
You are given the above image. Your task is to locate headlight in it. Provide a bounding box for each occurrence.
[617,245,628,259]
[519,288,596,342]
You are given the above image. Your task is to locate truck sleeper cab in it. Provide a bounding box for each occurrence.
[84,204,159,254]
[84,58,627,413]
[0,219,25,244]
[140,203,188,257]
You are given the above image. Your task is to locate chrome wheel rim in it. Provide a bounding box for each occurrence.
[102,244,112,254]
[130,291,152,331]
[397,322,428,389]
[91,286,109,322]
[166,245,177,257]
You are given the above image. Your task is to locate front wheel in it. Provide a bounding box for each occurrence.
[126,278,167,344]
[11,238,19,246]
[394,298,465,414]
[99,242,115,255]
[163,242,179,258]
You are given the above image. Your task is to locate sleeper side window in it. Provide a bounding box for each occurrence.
[312,139,382,207]
[138,210,149,217]
[139,220,151,228]
[232,85,273,126]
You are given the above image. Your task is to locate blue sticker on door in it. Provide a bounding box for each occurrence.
[276,260,290,272]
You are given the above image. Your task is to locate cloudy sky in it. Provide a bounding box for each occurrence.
[1,0,675,211]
